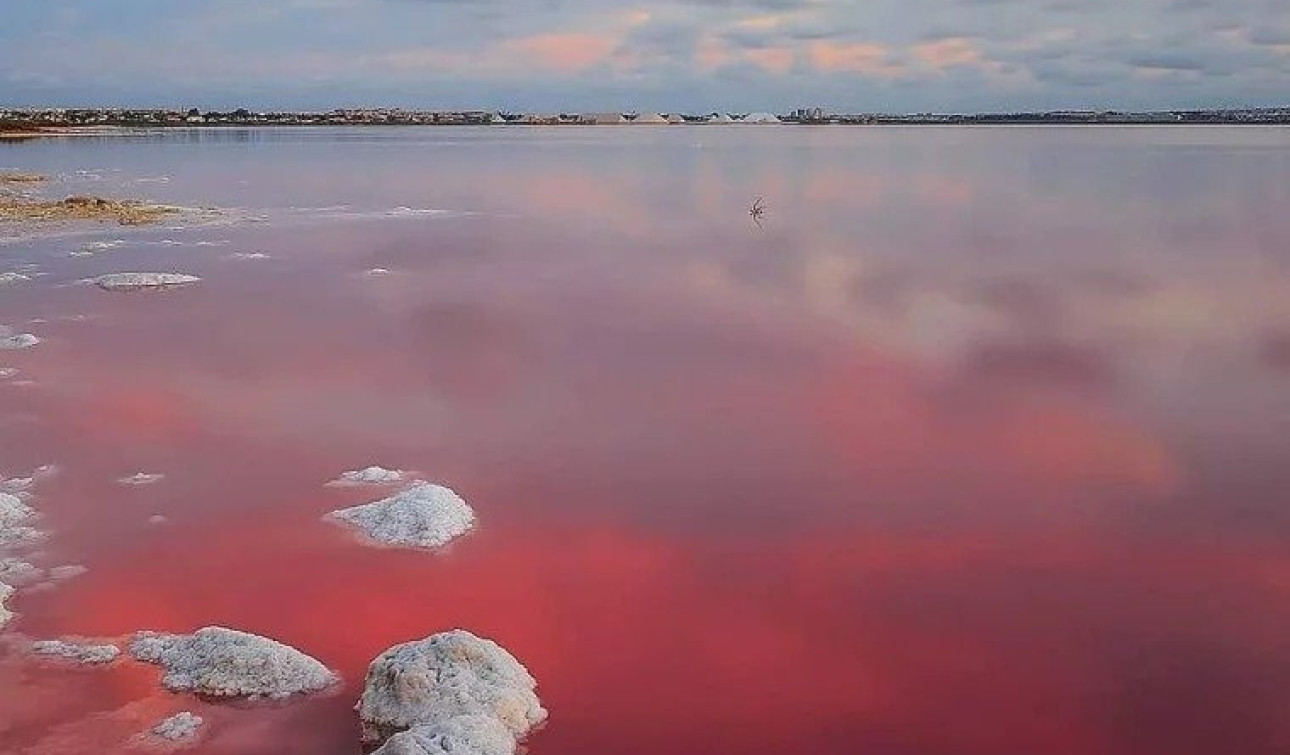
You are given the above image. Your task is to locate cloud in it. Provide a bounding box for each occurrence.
[1,0,1287,109]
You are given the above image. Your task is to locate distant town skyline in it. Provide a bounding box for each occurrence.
[3,0,1288,113]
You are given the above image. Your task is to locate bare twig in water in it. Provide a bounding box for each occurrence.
[749,196,766,228]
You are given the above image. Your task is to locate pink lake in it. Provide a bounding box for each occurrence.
[1,126,1289,754]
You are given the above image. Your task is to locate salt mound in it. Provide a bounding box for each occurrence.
[325,482,474,549]
[326,465,407,487]
[357,630,546,748]
[32,638,121,664]
[49,564,88,582]
[120,472,165,486]
[0,333,40,350]
[372,716,516,755]
[150,711,204,742]
[0,582,13,628]
[94,273,201,291]
[0,557,43,585]
[130,626,337,699]
[0,492,34,529]
[0,492,40,546]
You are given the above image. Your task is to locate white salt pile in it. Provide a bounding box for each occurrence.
[325,482,475,550]
[32,638,121,665]
[0,333,40,350]
[119,472,165,486]
[226,251,270,261]
[373,716,516,755]
[93,273,201,291]
[0,491,41,547]
[0,557,43,585]
[49,564,88,582]
[130,626,338,699]
[326,465,408,487]
[358,630,546,753]
[0,582,13,628]
[149,711,204,742]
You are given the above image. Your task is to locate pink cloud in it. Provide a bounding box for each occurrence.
[502,32,618,73]
[808,41,905,78]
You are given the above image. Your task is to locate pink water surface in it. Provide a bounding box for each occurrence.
[1,127,1289,754]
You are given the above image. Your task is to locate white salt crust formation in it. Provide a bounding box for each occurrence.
[0,333,39,350]
[0,491,41,547]
[119,472,165,486]
[372,715,516,755]
[357,630,546,751]
[0,582,13,628]
[130,626,338,699]
[327,466,408,487]
[150,712,204,742]
[32,638,121,664]
[0,557,43,585]
[326,482,475,550]
[94,273,201,291]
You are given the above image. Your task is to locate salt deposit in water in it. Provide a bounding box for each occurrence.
[94,273,201,291]
[0,333,40,350]
[0,491,41,546]
[49,564,88,582]
[326,465,408,487]
[0,272,30,284]
[148,711,204,742]
[119,472,165,486]
[0,582,14,628]
[325,482,475,550]
[130,626,338,699]
[372,716,517,755]
[357,629,546,750]
[32,638,122,665]
[0,367,16,379]
[0,558,44,585]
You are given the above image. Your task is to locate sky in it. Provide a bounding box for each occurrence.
[1,0,1288,112]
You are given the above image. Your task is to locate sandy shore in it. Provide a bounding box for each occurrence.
[0,194,180,226]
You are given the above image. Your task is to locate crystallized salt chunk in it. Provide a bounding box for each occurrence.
[0,333,40,350]
[358,630,546,748]
[32,638,121,665]
[130,626,337,699]
[326,465,407,487]
[0,582,14,628]
[325,482,474,549]
[372,716,517,755]
[0,492,34,528]
[0,558,43,585]
[93,273,201,291]
[49,564,88,582]
[0,492,41,546]
[150,712,204,742]
[119,472,165,486]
